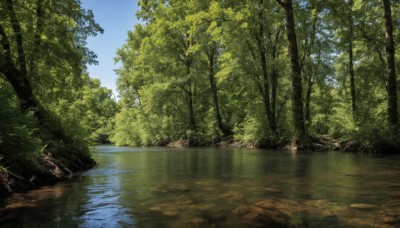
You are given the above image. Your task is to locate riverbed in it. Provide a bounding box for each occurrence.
[1,146,400,227]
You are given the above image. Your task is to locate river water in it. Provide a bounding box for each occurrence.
[1,146,400,227]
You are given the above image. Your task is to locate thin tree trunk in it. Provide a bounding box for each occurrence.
[188,90,196,131]
[5,0,27,76]
[258,42,273,131]
[269,26,283,133]
[348,0,356,115]
[270,68,278,132]
[186,63,197,131]
[302,8,318,125]
[349,38,356,114]
[208,48,231,137]
[304,65,313,123]
[276,0,306,140]
[29,0,44,75]
[382,0,399,127]
[256,0,274,132]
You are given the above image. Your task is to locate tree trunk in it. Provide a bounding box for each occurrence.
[304,65,313,123]
[382,0,399,127]
[276,0,306,140]
[269,26,282,133]
[0,1,44,118]
[29,0,44,75]
[270,68,278,132]
[349,37,356,114]
[301,7,318,125]
[256,0,274,132]
[186,63,197,131]
[348,0,356,116]
[208,48,231,137]
[258,42,273,131]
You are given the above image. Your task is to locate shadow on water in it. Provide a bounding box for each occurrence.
[1,146,400,227]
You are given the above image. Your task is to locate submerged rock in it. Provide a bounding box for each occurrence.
[382,215,400,225]
[153,183,192,194]
[149,206,162,212]
[255,199,302,216]
[150,204,179,217]
[163,211,179,217]
[383,199,400,211]
[189,218,209,227]
[235,205,288,227]
[219,191,245,201]
[264,188,282,193]
[389,191,400,199]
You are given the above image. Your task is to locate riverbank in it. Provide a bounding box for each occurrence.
[3,135,397,195]
[166,135,400,154]
[0,151,95,195]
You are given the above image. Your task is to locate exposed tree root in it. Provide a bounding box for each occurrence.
[0,152,95,195]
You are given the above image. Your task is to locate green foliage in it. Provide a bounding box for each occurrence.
[110,0,400,152]
[0,0,115,183]
[48,75,117,144]
[0,80,42,175]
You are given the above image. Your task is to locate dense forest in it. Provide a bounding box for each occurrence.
[112,0,400,152]
[0,0,115,192]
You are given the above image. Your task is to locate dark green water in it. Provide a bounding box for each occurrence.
[1,146,400,227]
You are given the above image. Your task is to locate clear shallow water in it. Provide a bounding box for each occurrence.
[1,146,400,227]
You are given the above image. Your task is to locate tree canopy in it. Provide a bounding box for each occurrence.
[0,0,116,186]
[112,0,400,152]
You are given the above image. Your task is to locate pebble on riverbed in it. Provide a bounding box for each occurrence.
[350,203,377,210]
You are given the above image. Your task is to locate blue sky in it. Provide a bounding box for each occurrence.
[81,0,139,96]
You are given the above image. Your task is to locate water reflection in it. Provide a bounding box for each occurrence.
[1,147,400,227]
[77,164,135,227]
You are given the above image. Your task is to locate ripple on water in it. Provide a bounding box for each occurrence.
[76,183,136,227]
[84,168,136,177]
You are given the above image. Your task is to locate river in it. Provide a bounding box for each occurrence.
[1,146,400,227]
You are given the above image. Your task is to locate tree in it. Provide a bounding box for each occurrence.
[297,0,319,125]
[186,1,233,138]
[382,0,398,127]
[112,0,400,152]
[0,0,103,169]
[209,0,289,138]
[0,0,43,116]
[0,0,102,138]
[348,0,356,115]
[276,0,306,140]
[0,0,109,185]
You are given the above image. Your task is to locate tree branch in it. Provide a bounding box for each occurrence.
[0,23,13,66]
[5,0,27,75]
[29,0,44,73]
